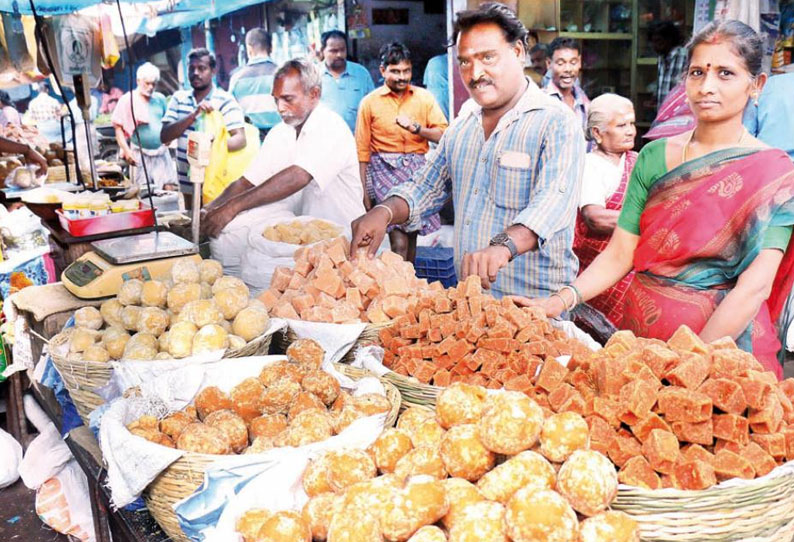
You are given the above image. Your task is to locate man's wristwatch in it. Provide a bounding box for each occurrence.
[489,232,518,261]
[410,122,421,134]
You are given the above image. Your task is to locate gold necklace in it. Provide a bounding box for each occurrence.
[683,127,748,162]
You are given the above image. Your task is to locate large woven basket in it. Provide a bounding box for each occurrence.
[275,321,391,363]
[49,330,273,426]
[613,470,794,542]
[382,371,443,409]
[145,362,401,542]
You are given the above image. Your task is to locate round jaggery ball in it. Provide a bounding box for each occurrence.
[327,510,380,542]
[302,492,342,542]
[556,450,618,517]
[82,344,110,363]
[440,424,495,482]
[141,280,168,308]
[120,305,142,332]
[259,360,306,387]
[167,282,201,313]
[128,426,175,448]
[408,526,447,542]
[579,511,640,542]
[477,391,544,455]
[230,377,266,423]
[137,307,169,336]
[100,298,124,328]
[394,445,447,481]
[283,409,334,447]
[194,386,234,420]
[211,275,249,296]
[122,333,158,360]
[159,410,196,441]
[331,391,352,414]
[180,299,223,328]
[288,392,326,420]
[256,511,310,542]
[381,476,448,542]
[448,501,509,542]
[338,474,401,519]
[200,282,213,300]
[286,338,324,369]
[70,327,99,353]
[442,478,485,531]
[411,418,446,449]
[214,288,249,320]
[397,407,434,436]
[540,412,590,463]
[74,306,103,330]
[370,428,414,474]
[352,394,391,418]
[477,450,556,504]
[332,405,367,435]
[245,436,275,455]
[303,454,333,497]
[168,321,198,359]
[192,324,229,355]
[436,382,487,430]
[118,279,144,306]
[200,259,223,285]
[158,331,170,352]
[228,335,247,350]
[325,449,377,492]
[233,306,269,342]
[301,370,340,406]
[204,409,249,453]
[505,488,578,542]
[171,259,201,284]
[250,414,288,440]
[102,326,130,360]
[176,422,233,454]
[236,508,272,542]
[261,380,301,416]
[155,352,173,360]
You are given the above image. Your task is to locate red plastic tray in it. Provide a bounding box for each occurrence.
[56,204,155,237]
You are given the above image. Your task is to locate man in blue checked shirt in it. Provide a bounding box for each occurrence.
[319,30,375,134]
[350,2,585,300]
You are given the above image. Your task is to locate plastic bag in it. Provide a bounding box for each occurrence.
[98,10,119,69]
[0,428,23,488]
[5,165,45,189]
[202,110,260,204]
[36,460,96,542]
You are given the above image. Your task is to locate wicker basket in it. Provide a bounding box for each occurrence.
[613,470,794,542]
[275,321,391,363]
[49,330,274,426]
[382,371,443,409]
[144,362,401,542]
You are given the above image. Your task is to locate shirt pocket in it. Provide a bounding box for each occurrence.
[489,151,533,210]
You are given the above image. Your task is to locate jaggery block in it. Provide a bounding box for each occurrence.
[619,379,658,420]
[606,330,638,350]
[641,429,680,475]
[741,442,777,477]
[657,387,712,423]
[673,460,717,490]
[609,430,643,468]
[642,343,680,379]
[671,419,714,446]
[712,413,750,445]
[681,444,715,465]
[631,413,673,443]
[783,428,794,461]
[749,433,787,461]
[548,384,577,413]
[667,325,709,355]
[618,456,661,490]
[714,439,744,455]
[748,393,784,434]
[710,348,754,379]
[534,357,569,392]
[587,416,617,457]
[592,397,622,428]
[665,353,710,390]
[713,449,755,480]
[698,378,747,415]
[738,377,773,410]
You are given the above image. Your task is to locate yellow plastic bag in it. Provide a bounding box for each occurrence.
[99,10,119,69]
[202,110,259,204]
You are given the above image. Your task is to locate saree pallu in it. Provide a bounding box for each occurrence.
[621,148,794,379]
[574,151,638,326]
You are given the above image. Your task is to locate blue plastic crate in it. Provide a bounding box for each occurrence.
[414,246,457,288]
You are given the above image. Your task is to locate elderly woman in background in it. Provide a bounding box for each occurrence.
[574,93,637,326]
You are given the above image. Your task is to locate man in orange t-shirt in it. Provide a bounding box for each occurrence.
[355,41,449,262]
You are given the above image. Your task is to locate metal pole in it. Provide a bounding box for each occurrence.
[82,110,98,190]
[180,27,193,90]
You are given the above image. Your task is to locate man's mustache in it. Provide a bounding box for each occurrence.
[469,77,494,89]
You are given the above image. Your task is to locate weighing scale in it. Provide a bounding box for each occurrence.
[61,231,201,298]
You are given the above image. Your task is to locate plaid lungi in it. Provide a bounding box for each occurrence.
[367,152,440,235]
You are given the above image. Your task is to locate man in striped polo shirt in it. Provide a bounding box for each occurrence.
[229,28,280,139]
[161,48,246,204]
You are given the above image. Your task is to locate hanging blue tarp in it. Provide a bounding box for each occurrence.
[0,0,152,15]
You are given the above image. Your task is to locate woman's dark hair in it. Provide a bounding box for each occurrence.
[451,2,528,49]
[548,37,581,58]
[0,90,12,107]
[687,20,764,77]
[379,41,411,67]
[187,47,216,69]
[321,30,347,50]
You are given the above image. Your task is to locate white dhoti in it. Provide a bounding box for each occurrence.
[130,145,178,190]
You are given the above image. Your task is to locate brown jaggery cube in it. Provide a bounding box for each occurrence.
[698,378,747,415]
[673,460,717,490]
[586,416,617,457]
[748,393,784,434]
[681,444,715,465]
[740,442,777,477]
[619,379,658,420]
[642,343,680,380]
[641,429,681,475]
[609,429,643,468]
[667,325,709,355]
[592,397,622,428]
[671,419,714,447]
[783,428,794,461]
[631,413,673,443]
[714,438,744,455]
[712,413,750,445]
[750,433,787,461]
[664,353,710,390]
[618,456,661,490]
[738,377,773,410]
[713,450,755,480]
[657,387,712,423]
[535,357,569,392]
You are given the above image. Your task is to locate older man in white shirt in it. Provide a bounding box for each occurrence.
[202,58,365,275]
